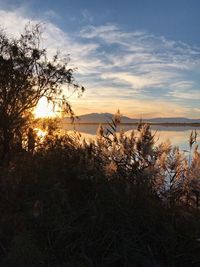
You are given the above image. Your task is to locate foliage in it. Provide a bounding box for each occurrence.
[0,24,84,162]
[0,121,200,267]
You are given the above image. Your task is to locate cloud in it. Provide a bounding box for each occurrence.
[171,81,195,89]
[82,9,93,23]
[80,24,120,39]
[169,89,200,100]
[101,72,169,90]
[0,8,200,117]
[0,9,100,71]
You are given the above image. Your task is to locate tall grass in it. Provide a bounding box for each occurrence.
[0,121,200,266]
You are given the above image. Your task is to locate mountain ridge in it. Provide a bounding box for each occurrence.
[62,113,200,124]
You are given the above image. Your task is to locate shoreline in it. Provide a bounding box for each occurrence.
[62,122,200,127]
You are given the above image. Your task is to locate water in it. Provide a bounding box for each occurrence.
[61,123,200,152]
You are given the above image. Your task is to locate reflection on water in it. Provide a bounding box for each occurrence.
[61,123,200,152]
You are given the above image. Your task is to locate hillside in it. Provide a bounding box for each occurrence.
[62,113,200,124]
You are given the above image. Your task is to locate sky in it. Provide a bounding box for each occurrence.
[0,0,200,118]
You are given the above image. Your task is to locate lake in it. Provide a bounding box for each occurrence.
[60,123,200,152]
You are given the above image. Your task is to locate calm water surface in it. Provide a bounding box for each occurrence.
[61,124,200,152]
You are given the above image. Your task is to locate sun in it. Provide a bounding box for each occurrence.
[34,97,56,118]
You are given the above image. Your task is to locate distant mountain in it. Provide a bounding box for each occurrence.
[76,113,138,123]
[62,113,200,124]
[148,117,200,124]
[63,113,137,123]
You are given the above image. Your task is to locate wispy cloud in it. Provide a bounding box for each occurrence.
[0,8,200,118]
[82,9,93,23]
[169,89,200,100]
[101,72,169,90]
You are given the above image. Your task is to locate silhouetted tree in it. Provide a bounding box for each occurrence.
[0,24,84,162]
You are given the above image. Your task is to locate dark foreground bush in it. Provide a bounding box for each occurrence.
[0,126,200,267]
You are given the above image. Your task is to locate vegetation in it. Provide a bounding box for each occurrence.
[0,24,84,163]
[0,118,200,266]
[1,25,200,267]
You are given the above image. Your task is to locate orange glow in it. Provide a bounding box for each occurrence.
[34,128,47,139]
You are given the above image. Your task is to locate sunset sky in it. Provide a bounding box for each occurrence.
[0,0,200,118]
